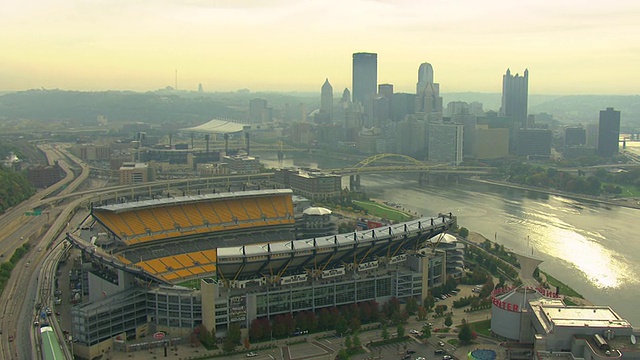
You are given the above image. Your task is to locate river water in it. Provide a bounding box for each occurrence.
[258,152,640,325]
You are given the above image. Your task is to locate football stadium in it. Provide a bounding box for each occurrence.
[66,189,456,359]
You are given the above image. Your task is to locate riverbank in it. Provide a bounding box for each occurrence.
[468,178,640,210]
[466,230,592,306]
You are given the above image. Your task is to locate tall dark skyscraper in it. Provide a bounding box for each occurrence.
[597,107,621,157]
[500,68,529,127]
[352,52,377,106]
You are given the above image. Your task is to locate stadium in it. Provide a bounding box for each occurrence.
[66,189,456,360]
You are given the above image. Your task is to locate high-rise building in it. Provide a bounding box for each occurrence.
[352,52,377,106]
[416,62,443,120]
[428,122,464,165]
[500,68,529,127]
[416,63,434,92]
[249,98,267,124]
[320,78,333,117]
[598,107,621,157]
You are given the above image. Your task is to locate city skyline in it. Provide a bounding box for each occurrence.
[2,0,639,94]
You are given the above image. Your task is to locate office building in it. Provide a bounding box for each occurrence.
[473,126,510,159]
[416,63,443,120]
[249,98,268,124]
[515,129,552,158]
[352,52,377,106]
[597,107,621,157]
[500,69,529,127]
[320,78,333,122]
[118,162,154,185]
[428,122,464,165]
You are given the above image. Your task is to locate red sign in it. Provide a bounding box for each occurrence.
[153,332,165,340]
[492,296,520,312]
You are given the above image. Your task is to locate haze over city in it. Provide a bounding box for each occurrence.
[3,0,640,94]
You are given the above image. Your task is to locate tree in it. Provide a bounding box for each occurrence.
[396,323,405,339]
[417,306,428,321]
[335,315,348,336]
[336,349,349,360]
[381,324,389,340]
[349,316,361,332]
[405,296,418,315]
[421,323,432,339]
[458,322,473,344]
[459,227,469,238]
[344,336,352,349]
[444,315,453,328]
[228,323,242,345]
[223,336,236,353]
[353,333,361,348]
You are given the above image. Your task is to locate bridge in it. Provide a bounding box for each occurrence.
[323,154,496,190]
[324,153,495,175]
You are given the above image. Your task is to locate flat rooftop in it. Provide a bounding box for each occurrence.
[531,299,633,331]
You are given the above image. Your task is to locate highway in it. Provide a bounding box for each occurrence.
[0,144,86,360]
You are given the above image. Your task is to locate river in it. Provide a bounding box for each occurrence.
[258,152,640,325]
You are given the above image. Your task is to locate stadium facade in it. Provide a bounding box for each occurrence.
[66,189,456,360]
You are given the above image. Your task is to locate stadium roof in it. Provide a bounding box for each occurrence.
[181,119,249,134]
[94,189,293,213]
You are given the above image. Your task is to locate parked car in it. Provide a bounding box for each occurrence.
[443,356,452,360]
[409,329,420,335]
[438,341,445,347]
[406,349,417,354]
[246,352,257,357]
[434,349,445,354]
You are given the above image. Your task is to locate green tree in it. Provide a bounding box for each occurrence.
[444,315,453,328]
[222,336,236,353]
[344,336,352,349]
[335,316,348,336]
[458,322,473,344]
[353,333,361,348]
[459,227,469,238]
[405,296,418,315]
[421,323,432,339]
[381,325,389,340]
[336,349,349,360]
[228,323,242,345]
[396,323,405,339]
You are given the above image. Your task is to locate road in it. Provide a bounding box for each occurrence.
[0,144,86,359]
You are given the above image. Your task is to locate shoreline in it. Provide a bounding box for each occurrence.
[467,230,592,306]
[467,178,640,210]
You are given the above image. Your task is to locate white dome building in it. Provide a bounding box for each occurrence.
[295,206,337,239]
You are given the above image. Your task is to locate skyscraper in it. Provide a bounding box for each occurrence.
[352,52,377,106]
[416,63,434,93]
[500,69,529,127]
[415,62,443,119]
[597,107,621,157]
[320,78,333,118]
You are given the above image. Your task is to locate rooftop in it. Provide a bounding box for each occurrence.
[93,189,293,213]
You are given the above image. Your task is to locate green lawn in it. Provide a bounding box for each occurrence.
[352,200,413,222]
[461,319,492,338]
[607,183,640,198]
[541,271,584,298]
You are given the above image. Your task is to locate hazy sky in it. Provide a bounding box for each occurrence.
[2,0,639,94]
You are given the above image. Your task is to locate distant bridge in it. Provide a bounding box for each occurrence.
[325,153,496,176]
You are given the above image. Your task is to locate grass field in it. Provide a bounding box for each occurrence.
[541,270,584,298]
[464,319,492,337]
[352,200,413,222]
[178,279,201,290]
